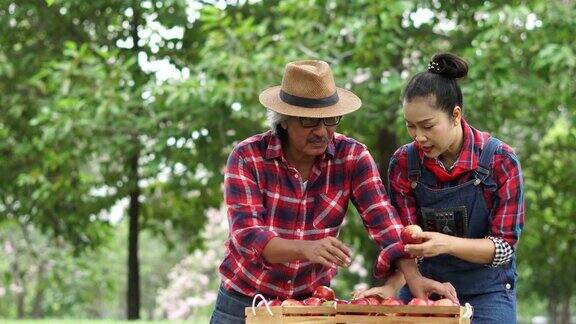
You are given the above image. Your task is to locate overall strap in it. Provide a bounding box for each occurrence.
[476,137,502,184]
[406,142,421,188]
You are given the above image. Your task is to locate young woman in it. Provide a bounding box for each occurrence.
[357,53,524,323]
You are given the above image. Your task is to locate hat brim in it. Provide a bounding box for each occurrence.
[259,86,362,118]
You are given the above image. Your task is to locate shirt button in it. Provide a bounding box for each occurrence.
[287,280,292,284]
[296,229,301,233]
[505,283,511,289]
[294,174,299,179]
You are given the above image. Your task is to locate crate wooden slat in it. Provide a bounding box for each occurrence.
[335,315,468,323]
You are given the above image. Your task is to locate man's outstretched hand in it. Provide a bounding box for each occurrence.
[301,236,351,268]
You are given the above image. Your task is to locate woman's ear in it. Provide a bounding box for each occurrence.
[281,121,288,130]
[452,106,462,125]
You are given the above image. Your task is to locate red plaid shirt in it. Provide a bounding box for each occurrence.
[220,131,406,299]
[388,119,524,249]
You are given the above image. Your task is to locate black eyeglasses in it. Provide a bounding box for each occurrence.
[298,116,342,128]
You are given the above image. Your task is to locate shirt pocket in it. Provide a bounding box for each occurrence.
[312,190,347,230]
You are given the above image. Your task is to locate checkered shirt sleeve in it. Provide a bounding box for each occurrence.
[487,235,514,266]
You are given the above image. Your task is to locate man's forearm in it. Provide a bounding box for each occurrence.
[386,269,407,291]
[396,258,421,282]
[262,237,306,263]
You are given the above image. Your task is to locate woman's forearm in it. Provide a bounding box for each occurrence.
[448,237,496,264]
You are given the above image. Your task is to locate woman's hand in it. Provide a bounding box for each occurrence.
[405,275,459,305]
[404,231,456,258]
[352,284,397,300]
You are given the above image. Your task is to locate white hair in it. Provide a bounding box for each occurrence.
[266,110,290,135]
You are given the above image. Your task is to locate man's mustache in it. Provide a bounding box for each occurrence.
[308,136,330,144]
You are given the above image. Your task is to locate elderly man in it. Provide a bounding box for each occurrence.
[210,60,457,323]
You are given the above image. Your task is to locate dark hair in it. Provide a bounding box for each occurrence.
[402,53,468,117]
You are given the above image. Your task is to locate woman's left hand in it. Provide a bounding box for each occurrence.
[404,231,456,258]
[405,275,459,305]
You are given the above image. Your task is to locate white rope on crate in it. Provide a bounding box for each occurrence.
[251,293,274,316]
[463,302,474,319]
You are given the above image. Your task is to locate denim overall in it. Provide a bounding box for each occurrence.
[399,138,517,324]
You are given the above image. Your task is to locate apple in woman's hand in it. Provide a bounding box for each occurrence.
[401,225,423,244]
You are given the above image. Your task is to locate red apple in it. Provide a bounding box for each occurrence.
[401,225,423,244]
[312,285,336,301]
[302,297,324,306]
[350,298,371,305]
[432,298,456,306]
[268,299,282,306]
[430,298,457,317]
[257,298,282,307]
[407,297,430,306]
[381,296,404,306]
[281,299,303,306]
[365,296,381,305]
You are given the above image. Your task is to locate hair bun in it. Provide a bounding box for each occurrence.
[427,53,468,79]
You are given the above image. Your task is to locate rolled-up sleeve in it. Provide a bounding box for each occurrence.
[490,150,524,249]
[387,149,419,226]
[224,148,278,264]
[350,147,408,278]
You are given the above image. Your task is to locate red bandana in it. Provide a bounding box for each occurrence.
[424,159,474,182]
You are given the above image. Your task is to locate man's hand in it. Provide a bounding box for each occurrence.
[405,275,459,305]
[404,231,455,258]
[301,236,351,268]
[352,284,396,299]
[353,270,405,299]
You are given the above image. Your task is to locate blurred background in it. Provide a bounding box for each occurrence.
[0,0,574,323]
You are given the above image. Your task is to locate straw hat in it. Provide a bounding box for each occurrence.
[259,60,362,118]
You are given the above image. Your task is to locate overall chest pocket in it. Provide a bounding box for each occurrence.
[419,206,468,237]
[312,190,347,229]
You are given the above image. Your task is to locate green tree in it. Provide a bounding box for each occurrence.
[0,0,214,319]
[520,116,575,323]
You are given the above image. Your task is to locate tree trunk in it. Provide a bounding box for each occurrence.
[559,296,571,324]
[31,261,47,318]
[127,152,140,320]
[376,128,399,189]
[548,295,558,324]
[8,240,27,318]
[126,0,144,319]
[16,290,25,318]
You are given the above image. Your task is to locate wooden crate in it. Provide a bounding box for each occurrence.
[246,303,472,324]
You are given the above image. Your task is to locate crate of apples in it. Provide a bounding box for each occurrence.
[336,295,472,323]
[245,285,338,323]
